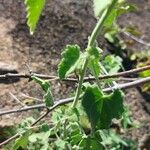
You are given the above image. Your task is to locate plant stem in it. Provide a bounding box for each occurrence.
[72,0,118,108]
[88,0,117,47]
[72,58,89,107]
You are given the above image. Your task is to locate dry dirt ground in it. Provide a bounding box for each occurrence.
[0,0,150,148]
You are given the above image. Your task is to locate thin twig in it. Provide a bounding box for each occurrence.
[83,65,150,81]
[123,31,150,47]
[103,76,150,92]
[9,92,27,107]
[0,103,45,116]
[0,134,20,147]
[0,65,150,82]
[31,97,73,126]
[0,76,150,116]
[21,93,42,102]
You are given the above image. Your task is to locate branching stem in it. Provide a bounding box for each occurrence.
[72,0,118,108]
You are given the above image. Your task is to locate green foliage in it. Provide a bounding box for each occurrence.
[102,55,123,74]
[58,45,81,79]
[121,106,139,129]
[7,0,141,149]
[87,47,102,77]
[24,0,46,34]
[28,131,51,149]
[12,131,31,150]
[79,136,103,149]
[32,76,54,107]
[97,129,138,149]
[82,84,124,130]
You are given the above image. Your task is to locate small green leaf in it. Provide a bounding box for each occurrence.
[44,89,54,107]
[12,131,31,150]
[82,84,124,130]
[79,136,103,149]
[103,9,117,27]
[104,28,118,43]
[87,47,102,77]
[98,130,128,148]
[28,131,50,149]
[58,45,80,79]
[32,76,54,107]
[24,0,45,34]
[117,2,138,16]
[32,76,49,92]
[93,0,112,18]
[102,55,123,74]
[55,139,68,149]
[67,122,83,145]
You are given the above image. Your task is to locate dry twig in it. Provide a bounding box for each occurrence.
[0,65,150,82]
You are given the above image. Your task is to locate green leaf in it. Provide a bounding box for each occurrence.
[25,0,45,34]
[28,131,50,149]
[44,89,54,107]
[104,28,118,43]
[121,106,139,129]
[98,130,128,148]
[79,136,103,149]
[67,122,83,145]
[102,55,123,74]
[32,76,54,107]
[32,76,49,92]
[103,9,117,27]
[12,131,31,150]
[93,0,112,18]
[82,84,124,130]
[117,2,138,16]
[55,139,68,149]
[58,45,80,79]
[87,47,102,77]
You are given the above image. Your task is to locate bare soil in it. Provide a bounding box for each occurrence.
[0,0,150,149]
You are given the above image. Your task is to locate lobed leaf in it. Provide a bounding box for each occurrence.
[82,84,124,130]
[24,0,46,34]
[58,45,80,79]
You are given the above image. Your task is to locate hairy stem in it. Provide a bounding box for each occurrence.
[72,0,118,108]
[72,58,89,107]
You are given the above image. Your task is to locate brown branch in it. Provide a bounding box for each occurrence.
[0,76,150,147]
[0,65,149,82]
